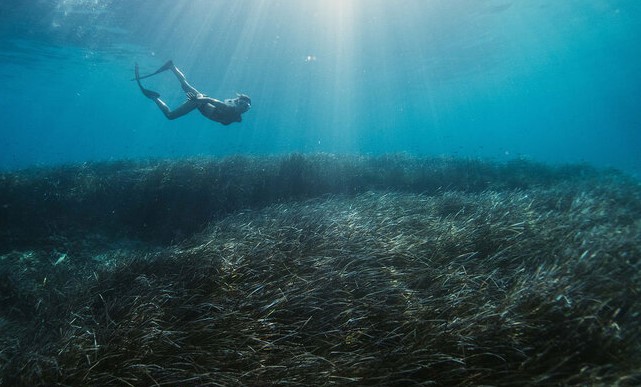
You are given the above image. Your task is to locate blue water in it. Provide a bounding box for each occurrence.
[1,0,640,176]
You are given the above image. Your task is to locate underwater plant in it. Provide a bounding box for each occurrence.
[0,154,639,385]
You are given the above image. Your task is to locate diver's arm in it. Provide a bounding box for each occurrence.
[187,92,225,108]
[203,98,226,108]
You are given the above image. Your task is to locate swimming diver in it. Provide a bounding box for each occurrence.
[134,60,251,125]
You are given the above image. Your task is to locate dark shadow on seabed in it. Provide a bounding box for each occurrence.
[0,154,640,385]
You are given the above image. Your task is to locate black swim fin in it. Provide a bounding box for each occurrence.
[130,60,174,81]
[134,63,160,99]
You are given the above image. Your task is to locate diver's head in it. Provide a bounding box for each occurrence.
[234,93,251,113]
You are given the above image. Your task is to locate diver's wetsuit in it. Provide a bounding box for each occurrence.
[134,60,251,125]
[196,97,245,125]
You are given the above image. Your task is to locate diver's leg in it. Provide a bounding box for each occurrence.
[152,98,200,120]
[137,60,201,95]
[136,63,200,120]
[168,64,201,95]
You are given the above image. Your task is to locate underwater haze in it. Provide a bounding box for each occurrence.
[1,0,640,175]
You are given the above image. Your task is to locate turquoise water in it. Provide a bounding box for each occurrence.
[1,0,640,175]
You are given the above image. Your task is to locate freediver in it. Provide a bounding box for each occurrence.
[134,60,251,125]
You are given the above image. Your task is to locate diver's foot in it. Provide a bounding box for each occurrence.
[156,60,174,72]
[142,88,160,99]
[132,61,173,81]
[134,64,161,99]
[140,87,160,99]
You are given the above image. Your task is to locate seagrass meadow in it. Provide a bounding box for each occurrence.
[0,154,640,386]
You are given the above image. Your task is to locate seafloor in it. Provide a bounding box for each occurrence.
[0,154,640,386]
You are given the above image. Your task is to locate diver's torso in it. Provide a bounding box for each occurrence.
[199,103,241,125]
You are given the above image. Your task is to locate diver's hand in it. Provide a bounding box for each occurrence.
[187,91,205,101]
